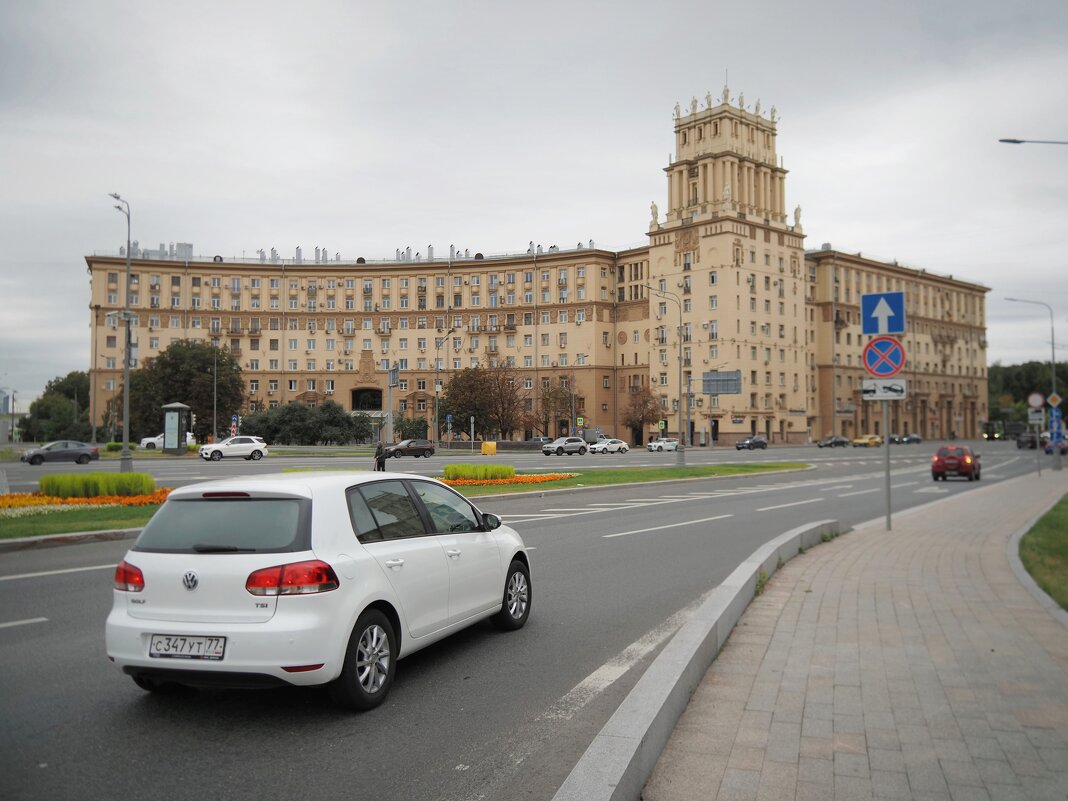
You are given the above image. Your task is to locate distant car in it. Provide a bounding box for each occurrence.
[1016,431,1038,449]
[817,435,850,448]
[199,436,268,461]
[105,472,530,710]
[543,436,588,456]
[589,438,629,454]
[902,433,923,444]
[1044,440,1067,455]
[20,440,100,466]
[736,435,768,450]
[852,434,883,447]
[386,439,435,458]
[526,436,553,445]
[646,437,679,452]
[139,432,196,449]
[931,444,981,481]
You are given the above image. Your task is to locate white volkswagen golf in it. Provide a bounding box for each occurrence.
[106,472,531,710]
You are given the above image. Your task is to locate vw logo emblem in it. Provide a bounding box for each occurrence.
[182,571,199,591]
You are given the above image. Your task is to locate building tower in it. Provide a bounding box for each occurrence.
[647,89,807,445]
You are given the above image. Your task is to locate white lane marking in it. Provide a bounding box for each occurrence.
[603,514,733,539]
[755,498,824,512]
[838,488,880,497]
[0,617,49,630]
[891,481,918,489]
[0,564,115,582]
[825,485,853,491]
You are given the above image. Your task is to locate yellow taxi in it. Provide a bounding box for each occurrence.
[851,434,884,447]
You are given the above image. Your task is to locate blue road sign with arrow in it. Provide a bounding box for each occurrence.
[861,292,906,336]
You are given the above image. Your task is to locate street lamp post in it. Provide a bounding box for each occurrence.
[644,284,685,466]
[109,193,133,473]
[433,326,456,450]
[999,138,1068,145]
[212,345,218,443]
[1006,297,1061,471]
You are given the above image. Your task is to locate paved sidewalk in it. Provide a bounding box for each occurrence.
[644,471,1068,801]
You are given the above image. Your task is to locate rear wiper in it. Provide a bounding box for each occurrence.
[192,544,256,553]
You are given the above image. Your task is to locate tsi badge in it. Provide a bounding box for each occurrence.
[182,571,199,591]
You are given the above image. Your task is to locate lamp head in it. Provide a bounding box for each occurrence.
[998,138,1024,145]
[109,192,121,200]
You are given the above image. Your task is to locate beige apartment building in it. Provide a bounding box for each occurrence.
[84,88,989,444]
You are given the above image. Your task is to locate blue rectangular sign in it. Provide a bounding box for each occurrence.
[861,292,906,336]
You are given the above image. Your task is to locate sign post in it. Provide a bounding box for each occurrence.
[861,294,907,532]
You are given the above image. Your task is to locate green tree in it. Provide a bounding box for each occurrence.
[395,416,429,440]
[129,340,244,442]
[441,368,494,439]
[22,371,91,442]
[316,400,359,444]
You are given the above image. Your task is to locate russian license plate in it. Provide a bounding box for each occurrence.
[149,634,226,660]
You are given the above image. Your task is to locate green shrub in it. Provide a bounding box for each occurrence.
[104,441,140,452]
[443,464,516,481]
[755,568,769,595]
[40,472,156,498]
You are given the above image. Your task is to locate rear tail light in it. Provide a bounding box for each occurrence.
[246,560,340,596]
[114,560,145,592]
[964,456,972,464]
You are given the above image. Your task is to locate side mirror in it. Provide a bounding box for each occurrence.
[482,512,502,531]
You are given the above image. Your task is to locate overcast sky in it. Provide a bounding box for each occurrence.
[2,0,1067,408]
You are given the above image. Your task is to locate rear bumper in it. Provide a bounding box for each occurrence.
[105,605,350,687]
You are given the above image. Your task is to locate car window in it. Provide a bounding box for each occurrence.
[410,481,480,533]
[353,480,427,541]
[134,498,311,553]
[347,489,384,543]
[937,447,960,456]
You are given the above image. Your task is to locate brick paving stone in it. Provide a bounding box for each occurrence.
[642,474,1068,801]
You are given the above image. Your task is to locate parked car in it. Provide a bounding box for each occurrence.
[386,439,435,458]
[646,437,679,452]
[105,472,531,710]
[526,436,553,445]
[140,432,196,449]
[542,436,588,456]
[589,438,629,454]
[852,434,883,447]
[199,436,268,461]
[20,440,100,465]
[931,444,981,481]
[736,435,768,450]
[817,435,850,448]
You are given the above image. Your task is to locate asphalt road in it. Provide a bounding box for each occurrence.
[0,442,1041,801]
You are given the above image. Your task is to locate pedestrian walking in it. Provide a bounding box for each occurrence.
[374,441,386,472]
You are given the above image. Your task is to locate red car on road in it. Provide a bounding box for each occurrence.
[931,445,981,481]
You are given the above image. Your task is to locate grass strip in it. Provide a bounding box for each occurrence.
[0,505,160,539]
[1018,493,1068,612]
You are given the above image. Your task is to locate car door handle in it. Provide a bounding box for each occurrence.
[384,559,405,568]
[445,549,462,558]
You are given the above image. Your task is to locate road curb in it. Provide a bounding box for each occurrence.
[550,518,842,801]
[0,528,142,553]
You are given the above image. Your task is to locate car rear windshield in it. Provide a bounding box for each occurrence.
[133,498,312,553]
[937,447,963,457]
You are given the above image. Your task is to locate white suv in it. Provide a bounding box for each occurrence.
[199,436,268,461]
[105,472,531,710]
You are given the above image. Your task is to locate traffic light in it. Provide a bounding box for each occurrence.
[191,413,197,427]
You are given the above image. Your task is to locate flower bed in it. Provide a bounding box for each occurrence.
[442,473,575,487]
[0,489,171,518]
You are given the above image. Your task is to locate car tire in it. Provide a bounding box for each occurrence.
[330,609,397,711]
[976,468,981,481]
[29,455,43,466]
[210,451,223,461]
[492,560,531,631]
[145,443,155,449]
[76,454,91,465]
[932,473,940,481]
[250,450,262,460]
[621,447,628,454]
[578,447,587,455]
[423,450,432,458]
[556,447,564,456]
[656,445,663,452]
